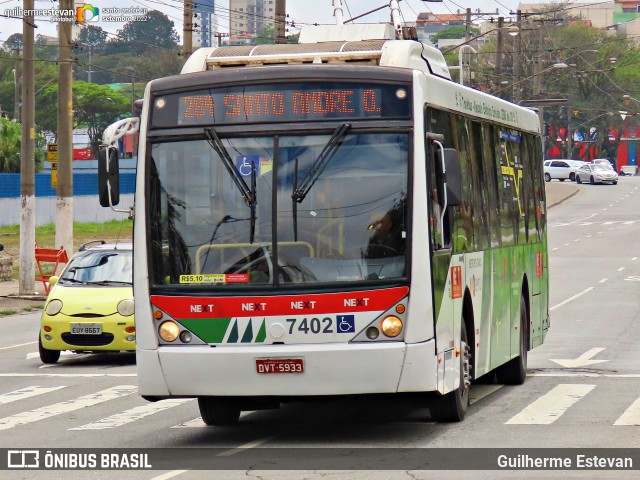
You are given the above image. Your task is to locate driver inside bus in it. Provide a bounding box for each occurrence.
[365,202,406,259]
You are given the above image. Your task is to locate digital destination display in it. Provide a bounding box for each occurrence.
[151,82,411,127]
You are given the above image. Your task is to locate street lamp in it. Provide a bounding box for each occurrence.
[12,68,19,122]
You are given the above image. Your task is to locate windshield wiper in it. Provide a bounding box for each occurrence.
[291,123,350,241]
[87,280,132,286]
[60,277,83,284]
[205,128,257,243]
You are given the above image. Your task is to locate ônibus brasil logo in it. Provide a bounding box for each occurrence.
[76,4,99,22]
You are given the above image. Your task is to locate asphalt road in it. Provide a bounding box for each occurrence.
[0,177,638,479]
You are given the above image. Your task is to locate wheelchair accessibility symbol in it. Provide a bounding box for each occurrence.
[235,155,259,177]
[336,315,355,333]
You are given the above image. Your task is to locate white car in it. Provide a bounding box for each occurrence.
[575,164,618,185]
[592,158,614,169]
[543,159,581,182]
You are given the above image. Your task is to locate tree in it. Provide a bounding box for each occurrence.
[254,25,276,44]
[432,26,479,43]
[76,25,108,52]
[40,82,129,154]
[0,117,44,173]
[3,33,23,52]
[117,10,179,52]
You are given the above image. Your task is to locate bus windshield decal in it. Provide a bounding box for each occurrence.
[151,83,411,127]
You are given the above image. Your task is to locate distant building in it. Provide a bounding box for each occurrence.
[194,2,216,48]
[229,0,277,45]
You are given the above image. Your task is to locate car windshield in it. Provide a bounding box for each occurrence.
[593,164,610,171]
[61,250,133,284]
[148,132,409,288]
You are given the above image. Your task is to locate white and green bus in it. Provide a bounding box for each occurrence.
[100,23,549,425]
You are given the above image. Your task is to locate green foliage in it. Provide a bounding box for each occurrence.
[431,26,479,43]
[39,82,129,154]
[0,117,45,173]
[115,10,179,52]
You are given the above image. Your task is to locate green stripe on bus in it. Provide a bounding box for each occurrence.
[177,318,232,343]
[255,319,267,343]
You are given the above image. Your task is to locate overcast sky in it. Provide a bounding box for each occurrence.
[0,1,601,42]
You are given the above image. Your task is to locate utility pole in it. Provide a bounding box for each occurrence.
[462,8,472,85]
[19,0,35,295]
[56,0,74,258]
[213,32,229,47]
[275,0,286,43]
[494,16,504,95]
[513,10,522,103]
[533,24,543,97]
[183,0,193,59]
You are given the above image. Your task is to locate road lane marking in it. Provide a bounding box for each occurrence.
[552,248,558,251]
[632,257,638,261]
[618,267,625,272]
[217,437,274,457]
[529,373,640,378]
[70,399,194,430]
[0,385,136,431]
[151,471,190,480]
[614,398,640,426]
[0,386,66,405]
[550,287,593,311]
[553,213,598,228]
[599,278,608,284]
[505,384,595,425]
[0,341,37,351]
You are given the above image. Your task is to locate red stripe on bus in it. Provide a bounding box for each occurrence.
[151,286,408,318]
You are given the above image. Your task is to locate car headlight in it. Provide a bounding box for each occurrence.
[45,299,63,316]
[117,299,135,316]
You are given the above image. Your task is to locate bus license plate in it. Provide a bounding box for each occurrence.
[256,358,304,374]
[70,323,102,335]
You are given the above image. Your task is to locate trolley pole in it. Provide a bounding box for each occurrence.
[19,0,35,295]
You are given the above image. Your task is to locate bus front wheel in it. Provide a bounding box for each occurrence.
[428,319,471,422]
[198,397,241,426]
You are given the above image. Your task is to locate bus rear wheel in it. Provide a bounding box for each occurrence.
[496,295,528,385]
[198,397,241,426]
[429,320,471,422]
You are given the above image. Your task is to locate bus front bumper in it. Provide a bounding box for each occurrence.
[137,340,438,397]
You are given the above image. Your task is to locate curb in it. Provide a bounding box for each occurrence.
[547,187,580,209]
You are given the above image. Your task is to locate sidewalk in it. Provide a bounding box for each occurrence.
[0,182,578,302]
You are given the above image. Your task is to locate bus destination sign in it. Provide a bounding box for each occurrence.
[151,83,410,127]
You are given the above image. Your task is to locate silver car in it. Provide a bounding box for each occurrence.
[575,164,618,185]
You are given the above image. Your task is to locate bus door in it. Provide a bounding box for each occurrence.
[426,133,462,374]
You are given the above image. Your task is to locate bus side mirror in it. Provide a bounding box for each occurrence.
[443,148,461,207]
[98,147,120,207]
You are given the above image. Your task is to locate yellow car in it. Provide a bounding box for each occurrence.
[39,241,134,364]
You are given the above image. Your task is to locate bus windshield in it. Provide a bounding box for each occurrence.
[148,131,409,288]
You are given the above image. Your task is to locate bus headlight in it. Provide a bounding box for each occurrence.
[159,321,180,342]
[45,299,63,316]
[380,315,403,337]
[117,299,135,316]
